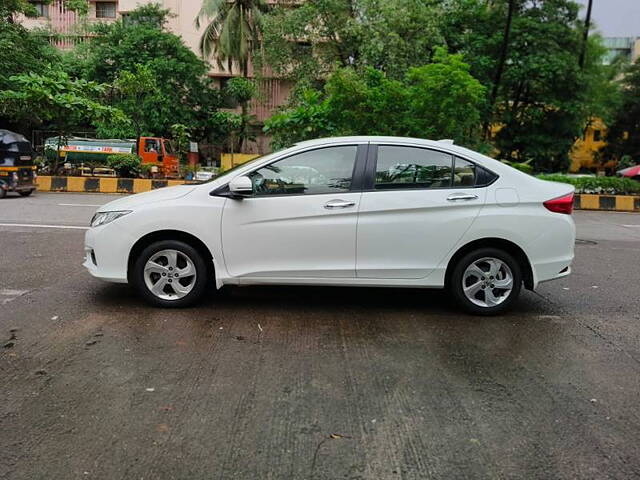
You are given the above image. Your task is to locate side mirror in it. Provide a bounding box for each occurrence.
[228,175,253,197]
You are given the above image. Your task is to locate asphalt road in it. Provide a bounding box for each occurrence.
[1,192,639,480]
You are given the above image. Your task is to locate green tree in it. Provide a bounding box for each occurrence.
[195,0,268,77]
[260,0,443,84]
[0,68,126,168]
[66,4,222,141]
[439,0,612,172]
[600,59,640,165]
[95,64,161,139]
[0,22,58,92]
[223,77,257,151]
[170,123,191,163]
[264,50,485,150]
[195,1,264,152]
[0,12,60,132]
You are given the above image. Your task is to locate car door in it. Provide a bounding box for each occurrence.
[221,144,366,279]
[356,144,488,279]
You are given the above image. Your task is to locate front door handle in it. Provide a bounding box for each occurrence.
[324,199,356,209]
[447,193,478,201]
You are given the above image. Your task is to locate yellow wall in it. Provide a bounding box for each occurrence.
[493,118,614,173]
[220,153,261,171]
[569,118,610,172]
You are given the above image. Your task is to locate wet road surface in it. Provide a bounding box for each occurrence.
[1,192,639,479]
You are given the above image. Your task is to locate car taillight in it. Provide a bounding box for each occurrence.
[544,192,574,215]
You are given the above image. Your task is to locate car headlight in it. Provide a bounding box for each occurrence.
[90,210,132,228]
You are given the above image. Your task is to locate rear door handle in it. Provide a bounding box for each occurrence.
[324,199,356,209]
[447,193,478,201]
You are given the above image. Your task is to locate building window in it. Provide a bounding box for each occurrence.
[593,130,602,142]
[31,1,49,18]
[95,2,117,19]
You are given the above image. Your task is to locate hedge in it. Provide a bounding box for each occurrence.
[537,174,640,195]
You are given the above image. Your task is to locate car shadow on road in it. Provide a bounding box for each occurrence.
[92,281,557,321]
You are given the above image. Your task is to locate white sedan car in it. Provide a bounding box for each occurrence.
[84,136,575,315]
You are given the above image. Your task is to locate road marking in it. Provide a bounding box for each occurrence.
[58,203,103,207]
[0,223,88,230]
[0,289,29,305]
[621,224,640,228]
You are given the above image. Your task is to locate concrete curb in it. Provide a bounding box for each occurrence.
[36,176,188,194]
[574,194,640,212]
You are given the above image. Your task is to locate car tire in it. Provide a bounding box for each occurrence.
[0,188,6,199]
[450,247,522,316]
[19,189,33,197]
[133,240,209,308]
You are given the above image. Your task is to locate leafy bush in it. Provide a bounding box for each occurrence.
[106,153,144,178]
[504,160,534,174]
[617,155,637,170]
[537,174,640,195]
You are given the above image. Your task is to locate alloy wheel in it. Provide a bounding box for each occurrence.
[462,257,514,308]
[143,249,197,301]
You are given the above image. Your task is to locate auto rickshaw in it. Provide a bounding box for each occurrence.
[0,129,36,198]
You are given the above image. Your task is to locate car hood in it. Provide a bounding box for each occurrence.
[97,185,196,212]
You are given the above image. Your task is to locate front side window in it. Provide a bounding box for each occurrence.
[95,1,117,18]
[374,146,453,189]
[249,146,357,196]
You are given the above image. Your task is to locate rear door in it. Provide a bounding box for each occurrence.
[221,144,366,279]
[356,144,487,279]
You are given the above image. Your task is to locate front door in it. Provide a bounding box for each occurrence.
[221,144,364,279]
[356,144,486,279]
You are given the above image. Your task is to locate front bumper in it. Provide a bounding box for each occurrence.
[83,224,133,284]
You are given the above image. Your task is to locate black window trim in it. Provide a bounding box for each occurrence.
[212,143,368,199]
[363,143,499,192]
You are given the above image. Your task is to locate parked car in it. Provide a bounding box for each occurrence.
[194,168,218,182]
[84,136,575,315]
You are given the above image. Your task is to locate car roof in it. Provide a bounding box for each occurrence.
[295,135,453,147]
[294,136,477,157]
[292,136,508,171]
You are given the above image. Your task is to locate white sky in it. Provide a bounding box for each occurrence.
[575,0,640,37]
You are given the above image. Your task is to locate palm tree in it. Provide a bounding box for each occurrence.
[195,0,268,77]
[196,0,268,152]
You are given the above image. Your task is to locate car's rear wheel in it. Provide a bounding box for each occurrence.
[19,189,34,197]
[133,240,208,307]
[450,248,522,315]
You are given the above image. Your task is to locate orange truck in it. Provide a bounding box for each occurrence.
[45,136,180,178]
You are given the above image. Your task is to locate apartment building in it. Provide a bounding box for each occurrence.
[603,37,640,65]
[20,0,291,152]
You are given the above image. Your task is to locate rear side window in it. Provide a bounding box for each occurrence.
[374,146,453,189]
[453,157,476,186]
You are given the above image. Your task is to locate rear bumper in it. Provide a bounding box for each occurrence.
[527,214,575,288]
[535,263,572,286]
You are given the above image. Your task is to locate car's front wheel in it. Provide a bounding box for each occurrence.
[450,248,522,315]
[133,240,209,307]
